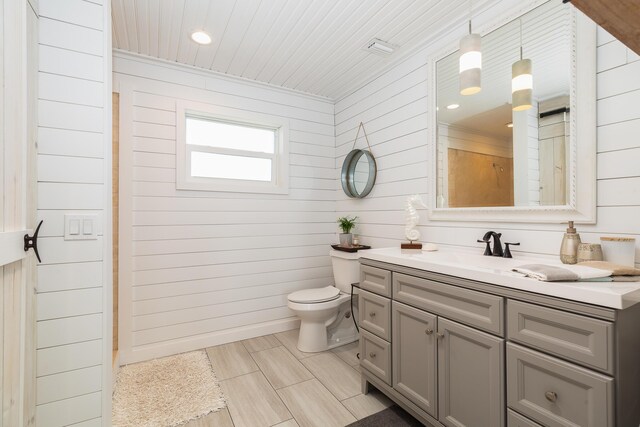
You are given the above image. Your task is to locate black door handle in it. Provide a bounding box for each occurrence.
[24,220,43,263]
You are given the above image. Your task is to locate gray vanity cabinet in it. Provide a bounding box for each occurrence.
[358,259,640,427]
[361,271,505,427]
[392,301,438,418]
[438,318,504,427]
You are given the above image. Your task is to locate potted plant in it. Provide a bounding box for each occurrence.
[337,216,358,246]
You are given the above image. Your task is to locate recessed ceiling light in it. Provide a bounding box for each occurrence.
[191,31,212,45]
[506,122,513,128]
[446,104,460,110]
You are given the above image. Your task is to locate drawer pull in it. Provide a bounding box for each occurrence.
[369,352,376,359]
[545,391,558,403]
[425,329,434,335]
[436,333,445,339]
[369,311,376,317]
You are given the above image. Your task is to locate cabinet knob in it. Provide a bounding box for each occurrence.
[545,391,558,403]
[369,352,376,358]
[369,312,376,317]
[425,329,433,335]
[436,333,445,339]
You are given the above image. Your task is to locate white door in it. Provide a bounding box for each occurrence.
[0,0,38,425]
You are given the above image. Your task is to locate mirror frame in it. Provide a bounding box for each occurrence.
[427,2,597,224]
[341,149,377,198]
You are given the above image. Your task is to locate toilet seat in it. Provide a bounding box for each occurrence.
[287,286,340,304]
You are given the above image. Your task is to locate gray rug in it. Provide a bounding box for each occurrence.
[346,405,424,426]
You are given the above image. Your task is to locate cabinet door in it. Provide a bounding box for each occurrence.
[438,318,505,427]
[392,301,438,418]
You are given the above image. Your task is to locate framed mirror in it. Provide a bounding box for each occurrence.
[428,1,596,223]
[341,149,377,198]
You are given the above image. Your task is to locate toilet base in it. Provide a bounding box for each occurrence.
[297,323,358,353]
[295,299,359,353]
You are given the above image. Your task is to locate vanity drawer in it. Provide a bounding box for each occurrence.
[507,300,613,373]
[360,265,391,297]
[393,272,504,336]
[360,329,391,386]
[507,343,613,427]
[359,289,391,341]
[507,409,543,427]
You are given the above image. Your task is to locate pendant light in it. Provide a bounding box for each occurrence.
[459,1,482,96]
[512,20,533,111]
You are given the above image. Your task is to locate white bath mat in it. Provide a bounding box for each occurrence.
[112,350,226,427]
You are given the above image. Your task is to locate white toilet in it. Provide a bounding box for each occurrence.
[287,250,360,352]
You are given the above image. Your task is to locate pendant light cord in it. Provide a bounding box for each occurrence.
[519,19,523,60]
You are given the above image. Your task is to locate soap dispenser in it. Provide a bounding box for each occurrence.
[560,221,581,264]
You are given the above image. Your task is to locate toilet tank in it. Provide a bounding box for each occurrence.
[330,250,361,293]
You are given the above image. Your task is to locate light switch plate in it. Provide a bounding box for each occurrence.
[69,219,80,235]
[64,214,99,240]
[83,219,93,235]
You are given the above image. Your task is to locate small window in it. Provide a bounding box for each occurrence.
[176,101,289,193]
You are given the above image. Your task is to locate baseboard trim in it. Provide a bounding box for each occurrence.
[120,317,301,365]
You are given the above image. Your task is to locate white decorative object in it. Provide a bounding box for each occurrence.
[405,194,427,242]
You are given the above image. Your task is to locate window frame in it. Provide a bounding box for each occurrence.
[176,100,289,194]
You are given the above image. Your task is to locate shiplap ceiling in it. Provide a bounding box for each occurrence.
[111,0,496,100]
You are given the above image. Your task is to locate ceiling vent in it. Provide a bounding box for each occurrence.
[364,38,395,56]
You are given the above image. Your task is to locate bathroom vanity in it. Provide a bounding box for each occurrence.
[357,248,640,427]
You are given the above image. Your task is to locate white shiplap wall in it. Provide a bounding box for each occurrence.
[336,23,640,267]
[36,0,111,426]
[113,52,336,363]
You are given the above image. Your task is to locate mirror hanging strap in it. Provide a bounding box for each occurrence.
[352,122,373,154]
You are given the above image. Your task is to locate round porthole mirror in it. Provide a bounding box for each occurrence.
[341,149,377,198]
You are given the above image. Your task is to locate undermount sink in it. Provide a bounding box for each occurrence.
[399,248,527,274]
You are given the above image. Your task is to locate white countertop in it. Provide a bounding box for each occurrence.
[359,247,640,310]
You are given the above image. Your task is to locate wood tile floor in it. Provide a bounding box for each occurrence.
[184,330,393,427]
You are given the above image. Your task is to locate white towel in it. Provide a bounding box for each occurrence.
[513,264,612,282]
[562,264,614,279]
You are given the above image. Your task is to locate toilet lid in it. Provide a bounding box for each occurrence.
[288,286,340,303]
